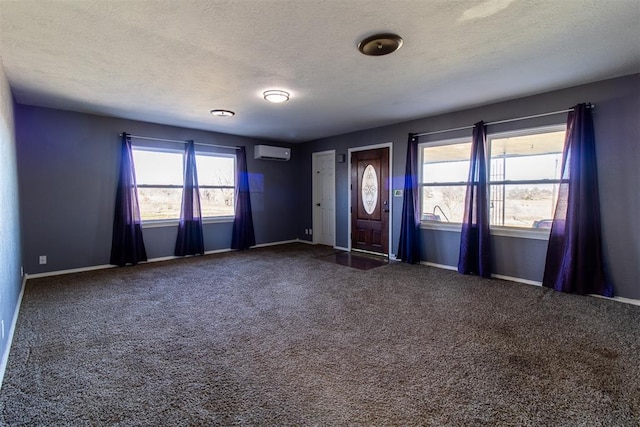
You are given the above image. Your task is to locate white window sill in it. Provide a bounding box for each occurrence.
[420,221,551,240]
[491,226,551,241]
[203,216,234,225]
[142,216,234,228]
[420,221,462,232]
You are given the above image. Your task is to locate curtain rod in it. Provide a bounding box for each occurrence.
[413,105,594,138]
[119,133,240,150]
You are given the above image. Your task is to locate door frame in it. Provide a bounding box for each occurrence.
[312,150,336,247]
[347,142,393,257]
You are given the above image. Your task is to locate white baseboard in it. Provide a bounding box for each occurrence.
[419,262,640,306]
[489,274,640,306]
[0,274,27,392]
[292,239,313,245]
[26,264,115,279]
[421,261,458,271]
[23,240,305,280]
[334,246,349,251]
[420,262,543,286]
[255,239,302,247]
[590,294,640,307]
[492,274,542,287]
[148,247,233,264]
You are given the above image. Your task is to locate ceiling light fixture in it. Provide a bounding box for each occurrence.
[263,90,290,103]
[210,109,235,117]
[358,33,403,56]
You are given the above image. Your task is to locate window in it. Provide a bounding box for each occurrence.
[195,155,235,217]
[488,128,565,228]
[133,149,183,220]
[132,148,235,221]
[421,139,471,223]
[420,126,566,230]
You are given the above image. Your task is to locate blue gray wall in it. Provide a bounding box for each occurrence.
[12,75,640,300]
[298,74,640,300]
[0,63,22,363]
[16,105,297,274]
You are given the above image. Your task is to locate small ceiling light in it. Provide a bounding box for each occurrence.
[358,33,403,56]
[210,109,235,117]
[263,90,290,103]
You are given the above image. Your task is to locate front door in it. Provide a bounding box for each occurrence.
[351,148,389,255]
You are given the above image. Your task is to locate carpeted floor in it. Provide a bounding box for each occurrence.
[1,243,638,426]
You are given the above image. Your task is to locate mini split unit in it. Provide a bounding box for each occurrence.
[254,145,290,161]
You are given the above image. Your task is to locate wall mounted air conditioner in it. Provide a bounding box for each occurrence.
[254,145,291,161]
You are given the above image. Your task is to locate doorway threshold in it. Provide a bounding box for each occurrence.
[317,251,388,270]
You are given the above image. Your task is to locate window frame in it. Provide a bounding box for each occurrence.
[419,136,471,226]
[486,124,566,237]
[418,124,566,240]
[132,145,236,227]
[195,151,236,222]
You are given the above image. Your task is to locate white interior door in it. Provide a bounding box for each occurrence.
[312,151,335,246]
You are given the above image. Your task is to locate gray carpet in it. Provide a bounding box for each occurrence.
[1,243,638,426]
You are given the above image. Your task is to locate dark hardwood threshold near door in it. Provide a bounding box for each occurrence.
[316,250,389,270]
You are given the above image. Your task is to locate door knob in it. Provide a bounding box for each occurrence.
[316,203,321,207]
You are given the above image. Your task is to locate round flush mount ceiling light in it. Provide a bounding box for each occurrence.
[210,109,235,117]
[358,33,403,56]
[263,90,290,103]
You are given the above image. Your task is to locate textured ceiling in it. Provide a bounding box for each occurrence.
[0,0,639,143]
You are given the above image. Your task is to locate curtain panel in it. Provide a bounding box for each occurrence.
[397,134,421,263]
[231,146,256,250]
[175,140,205,256]
[110,133,148,266]
[458,121,491,278]
[542,104,612,296]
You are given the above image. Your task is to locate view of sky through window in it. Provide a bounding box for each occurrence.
[420,128,565,228]
[132,148,235,220]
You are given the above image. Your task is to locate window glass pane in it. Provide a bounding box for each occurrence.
[422,185,466,223]
[132,149,183,185]
[196,155,235,187]
[132,149,183,221]
[490,183,559,228]
[422,142,471,183]
[361,164,378,215]
[490,131,564,181]
[200,189,235,217]
[137,188,182,220]
[197,154,235,217]
[132,149,237,220]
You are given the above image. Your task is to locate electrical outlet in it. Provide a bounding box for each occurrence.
[20,266,24,277]
[308,229,312,235]
[39,255,47,265]
[1,320,5,340]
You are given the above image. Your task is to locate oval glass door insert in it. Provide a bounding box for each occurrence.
[361,164,378,214]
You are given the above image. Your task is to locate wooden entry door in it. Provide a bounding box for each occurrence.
[351,148,389,255]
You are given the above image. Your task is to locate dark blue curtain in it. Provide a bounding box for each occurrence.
[110,133,147,266]
[397,134,421,263]
[231,146,256,250]
[543,104,612,296]
[458,121,491,278]
[175,141,205,256]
